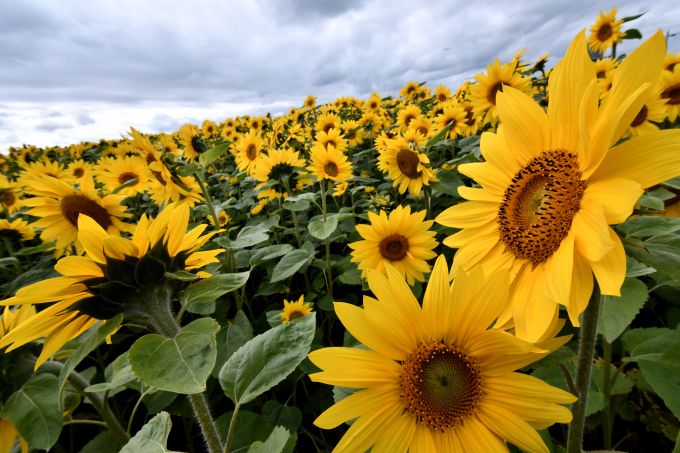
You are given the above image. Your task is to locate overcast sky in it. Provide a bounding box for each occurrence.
[1,0,679,151]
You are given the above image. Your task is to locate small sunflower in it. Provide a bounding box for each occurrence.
[309,257,575,453]
[664,51,680,72]
[587,8,625,55]
[96,156,151,196]
[0,218,35,243]
[0,203,223,367]
[18,160,70,187]
[470,58,534,124]
[434,84,452,103]
[366,92,382,111]
[201,120,218,138]
[0,175,22,213]
[316,128,347,153]
[397,104,422,130]
[303,95,317,109]
[435,102,469,139]
[400,81,421,100]
[315,113,341,134]
[309,143,353,183]
[235,131,265,173]
[594,58,617,79]
[251,148,309,198]
[377,135,436,196]
[280,295,313,324]
[22,176,130,254]
[350,205,437,284]
[436,31,680,341]
[67,159,92,183]
[178,124,204,161]
[626,93,668,137]
[660,65,680,121]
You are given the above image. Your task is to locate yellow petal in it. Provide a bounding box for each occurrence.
[544,233,575,307]
[371,411,416,453]
[457,161,510,196]
[436,200,499,229]
[496,86,549,162]
[567,253,594,327]
[313,386,398,429]
[479,129,521,177]
[54,256,104,277]
[584,178,643,224]
[589,228,626,296]
[332,401,402,453]
[422,255,453,341]
[477,404,549,453]
[572,198,614,263]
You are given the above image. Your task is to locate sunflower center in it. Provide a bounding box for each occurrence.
[118,172,138,185]
[400,342,483,431]
[396,149,421,179]
[596,70,606,79]
[1,192,16,206]
[662,85,680,105]
[323,123,335,134]
[631,105,649,127]
[246,144,258,160]
[597,23,613,41]
[487,82,504,105]
[60,195,113,230]
[417,125,429,136]
[73,168,85,178]
[324,162,339,177]
[288,310,304,321]
[498,149,585,265]
[378,234,409,261]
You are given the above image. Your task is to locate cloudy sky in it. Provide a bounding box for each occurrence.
[1,0,679,151]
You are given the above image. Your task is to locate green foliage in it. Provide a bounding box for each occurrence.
[597,278,648,343]
[120,412,179,453]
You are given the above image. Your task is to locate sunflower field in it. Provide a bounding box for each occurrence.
[2,8,680,453]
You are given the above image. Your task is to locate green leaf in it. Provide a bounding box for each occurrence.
[430,171,464,197]
[219,314,316,404]
[624,28,642,39]
[338,267,362,285]
[164,270,200,281]
[129,318,220,394]
[247,426,291,453]
[271,249,314,282]
[212,310,254,378]
[250,244,294,266]
[2,373,63,451]
[120,412,178,453]
[621,12,645,22]
[79,431,124,453]
[85,351,136,392]
[262,400,303,433]
[179,271,250,312]
[308,215,338,240]
[199,141,230,166]
[626,234,680,281]
[215,410,273,449]
[424,121,453,148]
[220,226,270,249]
[176,163,199,176]
[618,216,680,238]
[597,278,648,343]
[59,314,124,390]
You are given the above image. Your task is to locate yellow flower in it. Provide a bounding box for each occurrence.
[303,95,317,109]
[96,156,151,197]
[0,218,35,243]
[435,102,469,139]
[308,144,353,183]
[0,419,28,453]
[587,8,625,54]
[470,58,534,124]
[0,175,22,214]
[350,205,437,284]
[400,81,421,100]
[436,31,680,342]
[251,148,308,199]
[626,92,668,137]
[178,124,203,161]
[280,295,313,324]
[377,135,436,196]
[309,257,575,453]
[235,131,265,173]
[0,203,223,368]
[660,64,680,121]
[315,113,341,134]
[396,104,421,130]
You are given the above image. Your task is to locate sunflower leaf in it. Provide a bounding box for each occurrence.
[199,141,231,167]
[247,426,291,453]
[179,271,250,312]
[308,214,339,240]
[597,278,648,343]
[2,373,63,451]
[212,310,254,378]
[624,28,642,40]
[120,412,178,453]
[129,317,220,394]
[270,249,315,282]
[219,313,316,405]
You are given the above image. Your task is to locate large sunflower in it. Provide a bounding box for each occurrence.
[377,135,436,196]
[309,257,575,453]
[587,8,625,55]
[436,31,680,342]
[349,205,437,284]
[0,203,223,367]
[22,176,130,255]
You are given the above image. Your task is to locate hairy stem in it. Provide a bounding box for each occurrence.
[224,403,241,453]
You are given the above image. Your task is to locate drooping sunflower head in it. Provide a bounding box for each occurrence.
[0,218,35,247]
[587,7,625,54]
[349,205,437,284]
[309,256,575,452]
[280,295,313,324]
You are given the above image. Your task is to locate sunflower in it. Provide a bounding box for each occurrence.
[377,135,436,196]
[0,203,223,368]
[178,124,204,161]
[22,176,130,255]
[316,128,347,153]
[315,113,341,134]
[408,116,434,139]
[349,205,437,284]
[470,58,534,124]
[309,144,353,183]
[67,159,93,183]
[434,84,452,103]
[201,120,218,138]
[626,93,668,137]
[436,31,680,342]
[208,209,230,227]
[96,156,151,196]
[400,81,420,100]
[280,295,313,324]
[435,102,469,139]
[341,120,363,147]
[18,160,70,188]
[366,92,382,111]
[587,8,625,55]
[159,134,181,156]
[252,148,309,198]
[303,95,317,109]
[664,51,680,72]
[660,65,680,121]
[396,104,422,130]
[594,58,617,79]
[0,175,22,214]
[235,131,265,173]
[309,256,575,453]
[0,218,35,245]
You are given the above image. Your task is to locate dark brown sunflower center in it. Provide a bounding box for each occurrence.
[396,149,421,179]
[324,162,339,177]
[487,82,504,105]
[597,23,613,41]
[1,191,16,206]
[438,93,447,102]
[288,310,304,321]
[417,125,429,136]
[246,144,258,160]
[73,168,85,178]
[498,149,585,265]
[118,172,138,185]
[403,113,416,127]
[323,123,335,134]
[400,342,483,431]
[631,105,649,127]
[378,234,409,261]
[662,85,680,105]
[60,194,113,230]
[146,153,156,165]
[596,70,606,79]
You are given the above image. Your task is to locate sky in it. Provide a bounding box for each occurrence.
[1,0,679,152]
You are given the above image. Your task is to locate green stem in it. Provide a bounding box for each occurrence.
[39,361,130,445]
[282,177,303,248]
[566,286,602,453]
[142,287,223,453]
[194,169,221,228]
[224,403,241,453]
[320,181,333,298]
[602,338,614,450]
[127,387,153,434]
